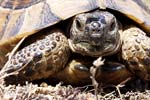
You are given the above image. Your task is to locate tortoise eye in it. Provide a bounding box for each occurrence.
[76,19,82,30]
[110,21,115,31]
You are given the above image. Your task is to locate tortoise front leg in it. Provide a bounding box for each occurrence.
[1,29,70,84]
[55,58,92,85]
[55,57,132,85]
[96,62,132,85]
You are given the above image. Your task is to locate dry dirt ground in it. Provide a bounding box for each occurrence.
[0,57,150,100]
[0,79,150,100]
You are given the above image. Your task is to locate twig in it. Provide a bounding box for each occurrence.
[9,37,26,60]
[1,37,26,73]
[90,57,104,100]
[0,37,27,80]
[116,85,123,99]
[103,91,115,98]
[77,84,93,93]
[0,59,31,80]
[115,77,132,99]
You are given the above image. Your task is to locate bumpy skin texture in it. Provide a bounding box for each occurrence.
[122,27,150,80]
[3,30,70,83]
[69,10,121,57]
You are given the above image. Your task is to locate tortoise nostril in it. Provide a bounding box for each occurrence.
[97,29,101,32]
[91,22,101,32]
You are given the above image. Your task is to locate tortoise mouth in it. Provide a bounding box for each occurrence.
[68,36,121,57]
[74,40,100,46]
[71,35,104,46]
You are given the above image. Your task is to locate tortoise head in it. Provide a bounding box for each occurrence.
[69,10,121,57]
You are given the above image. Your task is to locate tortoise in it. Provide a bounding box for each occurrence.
[0,0,150,85]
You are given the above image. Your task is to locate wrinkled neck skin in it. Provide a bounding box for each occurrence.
[69,10,122,57]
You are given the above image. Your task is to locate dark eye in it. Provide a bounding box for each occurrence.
[109,21,116,31]
[76,19,82,30]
